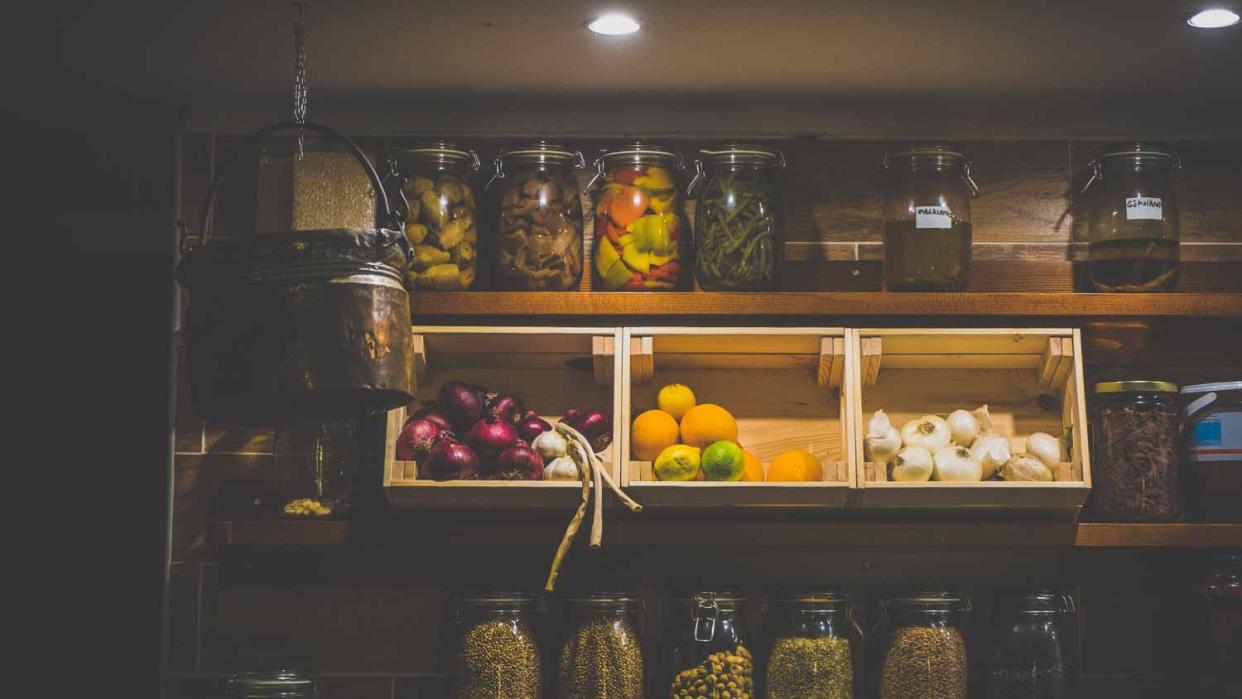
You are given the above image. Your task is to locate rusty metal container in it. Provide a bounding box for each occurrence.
[177,122,414,425]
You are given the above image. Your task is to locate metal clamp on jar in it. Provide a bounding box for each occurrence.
[668,589,755,698]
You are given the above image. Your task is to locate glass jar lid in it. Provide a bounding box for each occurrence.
[701,143,786,167]
[455,590,540,606]
[1095,380,1180,394]
[566,591,641,606]
[498,141,584,166]
[770,588,852,610]
[995,590,1076,615]
[390,141,480,169]
[882,589,971,612]
[1097,142,1179,162]
[226,670,317,698]
[676,588,746,606]
[882,144,978,194]
[599,141,683,168]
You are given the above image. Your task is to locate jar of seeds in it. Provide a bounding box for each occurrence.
[557,592,645,699]
[766,589,860,699]
[453,592,543,699]
[668,589,755,699]
[870,590,971,699]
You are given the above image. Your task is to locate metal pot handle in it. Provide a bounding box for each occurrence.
[196,120,397,248]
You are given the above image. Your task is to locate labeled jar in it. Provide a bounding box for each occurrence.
[273,420,358,519]
[688,144,785,290]
[557,592,644,699]
[1083,143,1181,292]
[668,589,755,698]
[226,670,317,698]
[987,591,1077,699]
[1087,380,1182,522]
[453,592,543,699]
[881,145,978,291]
[384,142,481,290]
[766,590,859,699]
[591,143,686,291]
[1197,554,1242,696]
[492,142,586,290]
[1182,381,1242,522]
[870,591,971,699]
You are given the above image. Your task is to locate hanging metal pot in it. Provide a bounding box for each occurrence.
[177,121,414,425]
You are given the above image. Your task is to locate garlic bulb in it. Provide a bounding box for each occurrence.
[543,455,579,480]
[531,429,568,461]
[901,415,951,452]
[1001,454,1054,482]
[947,409,980,446]
[933,445,983,481]
[970,433,1012,480]
[866,410,903,463]
[890,446,934,482]
[973,404,994,434]
[1025,432,1063,468]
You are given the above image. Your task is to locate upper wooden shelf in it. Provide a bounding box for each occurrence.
[409,292,1242,319]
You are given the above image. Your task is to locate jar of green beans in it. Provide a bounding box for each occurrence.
[688,144,785,290]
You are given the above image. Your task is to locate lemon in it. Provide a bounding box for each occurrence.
[653,444,701,481]
[657,384,697,421]
[701,441,745,481]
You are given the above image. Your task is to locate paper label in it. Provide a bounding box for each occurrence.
[1189,412,1242,463]
[1125,197,1163,221]
[915,205,952,229]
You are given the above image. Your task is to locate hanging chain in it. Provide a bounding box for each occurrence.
[292,2,308,158]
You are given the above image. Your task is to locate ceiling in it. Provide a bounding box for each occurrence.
[44,0,1242,101]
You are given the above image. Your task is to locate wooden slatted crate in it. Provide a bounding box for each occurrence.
[383,326,622,508]
[621,327,854,508]
[851,328,1091,511]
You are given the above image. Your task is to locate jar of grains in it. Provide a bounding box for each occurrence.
[766,589,860,699]
[870,590,972,699]
[668,589,755,699]
[987,591,1078,699]
[453,592,543,699]
[557,592,645,699]
[1087,380,1182,522]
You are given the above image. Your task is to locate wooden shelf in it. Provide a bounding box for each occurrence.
[409,292,1242,319]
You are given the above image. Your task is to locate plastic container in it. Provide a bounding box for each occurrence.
[667,589,755,698]
[987,591,1077,699]
[557,592,644,699]
[688,144,785,290]
[591,143,687,291]
[453,592,543,699]
[881,145,978,291]
[870,591,972,699]
[1087,380,1182,521]
[491,142,587,290]
[1182,381,1242,522]
[766,590,860,699]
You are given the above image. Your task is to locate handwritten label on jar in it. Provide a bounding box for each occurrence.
[1125,197,1163,221]
[915,206,952,229]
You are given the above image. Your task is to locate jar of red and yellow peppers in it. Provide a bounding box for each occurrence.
[590,143,686,291]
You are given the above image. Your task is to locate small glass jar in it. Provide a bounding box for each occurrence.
[870,591,971,699]
[1087,380,1182,522]
[491,142,586,291]
[668,589,755,698]
[1182,381,1242,522]
[688,144,785,290]
[453,592,543,699]
[557,592,644,699]
[766,590,859,699]
[987,591,1077,699]
[273,420,357,519]
[1083,143,1181,292]
[591,143,686,291]
[384,142,481,290]
[225,670,317,698]
[881,145,979,291]
[1197,553,1242,696]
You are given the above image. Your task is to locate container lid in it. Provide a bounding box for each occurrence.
[1097,142,1178,161]
[1181,381,1242,394]
[566,591,642,606]
[455,591,540,605]
[882,589,971,611]
[226,670,317,698]
[498,141,583,165]
[701,143,785,167]
[995,590,1076,615]
[390,141,480,169]
[771,588,852,609]
[675,588,747,604]
[1095,380,1180,394]
[600,141,682,166]
[883,143,968,166]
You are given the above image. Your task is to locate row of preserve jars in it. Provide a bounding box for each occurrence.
[449,589,1079,699]
[386,140,1183,293]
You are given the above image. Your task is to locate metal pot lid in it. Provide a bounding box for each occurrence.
[1181,381,1242,394]
[1095,380,1180,394]
[390,141,480,169]
[177,228,410,289]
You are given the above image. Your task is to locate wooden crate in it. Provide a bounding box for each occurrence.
[852,328,1091,510]
[383,326,622,508]
[621,327,854,508]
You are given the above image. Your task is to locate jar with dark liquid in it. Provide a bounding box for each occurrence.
[1083,143,1181,292]
[881,145,978,291]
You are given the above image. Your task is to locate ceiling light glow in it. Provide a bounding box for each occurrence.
[588,13,641,35]
[1186,7,1241,28]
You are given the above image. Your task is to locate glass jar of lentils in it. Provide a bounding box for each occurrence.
[557,592,644,699]
[870,590,972,699]
[766,589,859,699]
[668,589,755,699]
[1087,380,1182,521]
[453,592,543,699]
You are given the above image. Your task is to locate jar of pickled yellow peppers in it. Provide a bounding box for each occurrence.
[590,143,686,291]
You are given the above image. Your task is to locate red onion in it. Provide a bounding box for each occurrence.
[492,443,545,481]
[409,403,453,433]
[465,417,519,460]
[395,417,442,462]
[561,408,613,452]
[516,411,553,443]
[421,438,479,481]
[485,393,526,425]
[439,381,486,430]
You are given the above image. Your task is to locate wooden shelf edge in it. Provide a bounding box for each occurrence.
[1073,523,1242,548]
[210,519,352,546]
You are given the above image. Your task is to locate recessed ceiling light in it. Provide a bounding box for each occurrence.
[588,13,641,36]
[1186,7,1241,28]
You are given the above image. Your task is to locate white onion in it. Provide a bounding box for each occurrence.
[1025,432,1063,468]
[543,455,580,480]
[531,430,568,461]
[970,433,1012,480]
[901,415,951,452]
[933,445,983,481]
[890,446,934,482]
[947,409,980,446]
[1002,454,1054,482]
[866,410,902,463]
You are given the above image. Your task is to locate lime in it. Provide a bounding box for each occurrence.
[701,440,745,481]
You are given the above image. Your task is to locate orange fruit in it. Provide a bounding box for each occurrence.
[631,409,680,461]
[740,449,764,482]
[679,403,738,449]
[767,449,824,482]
